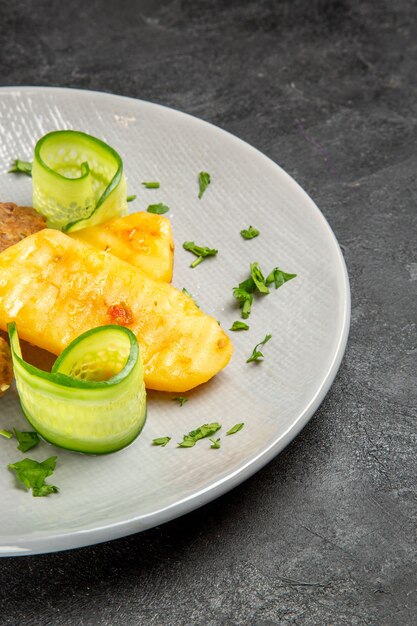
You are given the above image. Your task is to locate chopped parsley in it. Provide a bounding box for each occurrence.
[0,429,13,439]
[198,171,211,199]
[265,267,297,289]
[210,438,221,449]
[147,203,170,215]
[173,397,188,407]
[232,285,254,319]
[250,262,269,294]
[8,456,59,497]
[178,422,221,448]
[152,437,171,447]
[142,182,160,189]
[230,321,249,331]
[177,437,196,448]
[126,194,137,202]
[9,159,32,176]
[14,429,40,453]
[240,226,259,240]
[183,241,218,268]
[246,334,272,363]
[226,423,245,435]
[233,262,296,318]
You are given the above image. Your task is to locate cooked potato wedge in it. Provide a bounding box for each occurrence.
[0,230,232,391]
[69,212,174,282]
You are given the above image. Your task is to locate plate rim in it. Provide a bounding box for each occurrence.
[0,85,350,556]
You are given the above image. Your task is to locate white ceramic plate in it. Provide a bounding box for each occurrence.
[0,87,349,556]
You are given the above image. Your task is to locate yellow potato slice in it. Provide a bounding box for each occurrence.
[69,212,174,282]
[0,230,232,392]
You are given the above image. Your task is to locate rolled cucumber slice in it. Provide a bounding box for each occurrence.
[32,130,128,232]
[8,323,146,455]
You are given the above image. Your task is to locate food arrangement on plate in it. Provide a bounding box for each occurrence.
[0,130,296,497]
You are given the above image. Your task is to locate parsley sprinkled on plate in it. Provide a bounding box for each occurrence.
[173,397,188,407]
[240,226,259,240]
[142,182,160,189]
[265,267,297,289]
[246,334,272,363]
[233,263,296,318]
[0,429,13,439]
[152,422,246,450]
[152,437,171,447]
[178,422,221,448]
[126,194,137,202]
[226,423,245,435]
[230,321,249,331]
[8,456,59,497]
[14,429,40,453]
[250,262,269,294]
[147,203,170,215]
[198,171,211,199]
[177,437,195,448]
[9,159,32,176]
[183,241,218,268]
[233,286,253,319]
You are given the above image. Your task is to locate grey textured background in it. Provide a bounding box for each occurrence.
[0,1,416,624]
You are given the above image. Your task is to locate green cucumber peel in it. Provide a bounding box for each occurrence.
[8,323,146,455]
[32,130,128,232]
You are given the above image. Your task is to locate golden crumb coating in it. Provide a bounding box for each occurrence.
[0,202,46,253]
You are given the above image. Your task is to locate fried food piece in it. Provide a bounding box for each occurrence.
[0,229,233,392]
[0,328,55,373]
[0,336,12,396]
[69,212,174,282]
[0,202,46,253]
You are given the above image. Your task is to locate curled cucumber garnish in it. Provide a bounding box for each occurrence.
[8,323,146,455]
[32,130,128,232]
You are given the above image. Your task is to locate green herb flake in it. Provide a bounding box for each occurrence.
[142,181,160,189]
[14,429,40,453]
[226,423,245,435]
[188,423,221,440]
[178,422,221,448]
[240,226,259,240]
[0,429,13,439]
[182,288,200,308]
[173,396,188,407]
[233,263,296,319]
[239,277,257,293]
[152,436,171,447]
[250,262,269,294]
[265,267,297,289]
[183,241,218,268]
[230,321,249,331]
[232,272,258,319]
[147,203,170,215]
[8,456,59,497]
[232,287,253,319]
[126,194,137,202]
[9,159,32,176]
[246,334,272,363]
[178,437,196,448]
[198,171,211,199]
[210,438,221,449]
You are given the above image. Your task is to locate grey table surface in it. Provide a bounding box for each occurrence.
[0,1,416,624]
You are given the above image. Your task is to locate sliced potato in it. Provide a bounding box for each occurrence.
[0,230,232,392]
[69,212,174,282]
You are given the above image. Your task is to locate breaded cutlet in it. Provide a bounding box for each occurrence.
[0,202,46,253]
